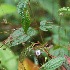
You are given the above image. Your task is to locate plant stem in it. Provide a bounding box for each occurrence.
[28,0,44,43]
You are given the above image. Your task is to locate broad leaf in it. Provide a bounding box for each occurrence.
[49,47,68,57]
[0,42,17,70]
[4,27,37,46]
[40,57,66,70]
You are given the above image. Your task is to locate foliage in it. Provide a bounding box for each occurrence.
[58,7,70,19]
[40,20,69,46]
[37,0,60,22]
[0,0,70,70]
[0,42,17,70]
[0,4,16,17]
[5,27,37,46]
[49,47,68,57]
[17,1,31,33]
[40,57,66,70]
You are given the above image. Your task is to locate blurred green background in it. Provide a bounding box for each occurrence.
[0,0,70,70]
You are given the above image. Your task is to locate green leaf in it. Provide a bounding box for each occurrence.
[0,42,17,70]
[40,20,69,46]
[52,34,69,46]
[40,57,66,70]
[40,20,53,31]
[5,27,37,46]
[17,1,31,33]
[27,27,38,37]
[49,47,68,57]
[0,4,16,17]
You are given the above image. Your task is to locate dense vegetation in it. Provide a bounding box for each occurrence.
[0,0,70,70]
